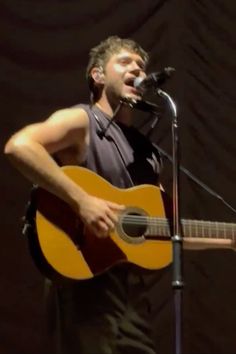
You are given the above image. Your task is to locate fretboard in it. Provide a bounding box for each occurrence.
[146,218,236,240]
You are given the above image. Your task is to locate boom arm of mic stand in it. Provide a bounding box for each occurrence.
[157,88,183,354]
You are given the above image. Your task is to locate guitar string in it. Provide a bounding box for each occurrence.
[119,215,236,228]
[117,216,236,238]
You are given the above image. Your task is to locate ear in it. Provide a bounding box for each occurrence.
[91,67,105,84]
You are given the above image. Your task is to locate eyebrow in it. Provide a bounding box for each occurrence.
[116,54,146,68]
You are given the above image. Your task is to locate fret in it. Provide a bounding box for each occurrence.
[183,220,188,237]
[214,221,218,238]
[223,222,226,239]
[215,221,219,238]
[206,221,209,237]
[194,220,198,238]
[201,221,205,238]
[182,222,186,238]
[231,223,235,240]
[189,221,192,237]
[208,222,212,238]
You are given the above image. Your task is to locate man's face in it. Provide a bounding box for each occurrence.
[103,49,147,101]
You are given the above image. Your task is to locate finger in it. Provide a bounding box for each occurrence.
[106,209,119,224]
[102,214,115,230]
[96,220,110,238]
[106,201,125,211]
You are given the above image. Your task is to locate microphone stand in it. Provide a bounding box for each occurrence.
[157,88,183,354]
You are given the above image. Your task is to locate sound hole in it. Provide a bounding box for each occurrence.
[121,212,147,238]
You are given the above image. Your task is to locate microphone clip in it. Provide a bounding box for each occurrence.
[120,97,159,114]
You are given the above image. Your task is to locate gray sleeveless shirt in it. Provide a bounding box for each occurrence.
[80,104,161,188]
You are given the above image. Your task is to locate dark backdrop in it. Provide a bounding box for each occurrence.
[1,1,236,353]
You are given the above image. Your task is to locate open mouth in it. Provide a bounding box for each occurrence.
[123,77,143,97]
[124,77,135,87]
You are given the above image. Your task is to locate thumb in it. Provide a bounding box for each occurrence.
[106,201,125,211]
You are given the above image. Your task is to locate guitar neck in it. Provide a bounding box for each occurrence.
[146,218,236,240]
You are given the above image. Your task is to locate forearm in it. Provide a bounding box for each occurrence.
[5,140,87,211]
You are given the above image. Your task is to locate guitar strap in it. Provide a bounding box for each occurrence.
[22,185,38,237]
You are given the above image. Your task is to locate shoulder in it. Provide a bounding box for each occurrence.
[8,106,92,154]
[47,106,90,129]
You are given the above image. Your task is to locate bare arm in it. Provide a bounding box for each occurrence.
[4,108,90,210]
[4,107,124,237]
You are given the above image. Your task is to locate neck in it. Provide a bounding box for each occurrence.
[95,96,133,126]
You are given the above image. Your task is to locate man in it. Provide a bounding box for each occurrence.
[5,36,163,354]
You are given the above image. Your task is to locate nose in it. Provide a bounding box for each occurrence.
[129,61,142,75]
[129,62,146,80]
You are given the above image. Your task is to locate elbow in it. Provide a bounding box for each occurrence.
[4,137,16,157]
[4,135,27,159]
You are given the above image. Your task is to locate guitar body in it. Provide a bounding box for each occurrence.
[34,166,172,281]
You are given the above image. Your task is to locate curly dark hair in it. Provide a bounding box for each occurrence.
[86,35,149,102]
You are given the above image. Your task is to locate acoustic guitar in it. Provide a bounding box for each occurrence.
[32,166,236,281]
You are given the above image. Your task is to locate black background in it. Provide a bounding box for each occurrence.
[1,1,236,353]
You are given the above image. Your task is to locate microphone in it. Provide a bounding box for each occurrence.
[134,67,175,91]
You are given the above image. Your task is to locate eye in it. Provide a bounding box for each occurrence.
[119,58,130,65]
[137,61,145,71]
